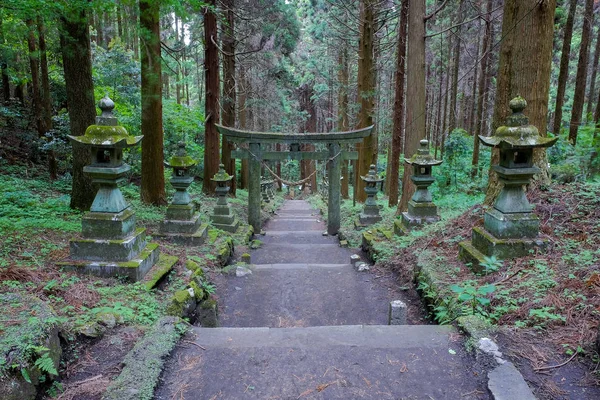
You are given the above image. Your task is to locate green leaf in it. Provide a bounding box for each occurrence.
[458,293,474,302]
[450,284,464,293]
[21,368,31,383]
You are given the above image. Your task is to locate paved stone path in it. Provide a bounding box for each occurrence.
[156,200,490,399]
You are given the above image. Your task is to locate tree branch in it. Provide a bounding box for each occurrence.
[424,0,449,21]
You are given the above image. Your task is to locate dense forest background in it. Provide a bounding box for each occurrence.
[0,0,599,207]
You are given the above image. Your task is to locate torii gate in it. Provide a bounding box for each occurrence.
[216,125,373,235]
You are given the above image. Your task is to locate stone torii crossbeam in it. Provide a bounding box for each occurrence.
[216,125,373,235]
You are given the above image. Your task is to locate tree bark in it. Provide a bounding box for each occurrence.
[448,0,464,134]
[398,0,426,214]
[389,0,408,207]
[338,44,350,199]
[60,9,97,210]
[26,19,43,136]
[239,65,249,189]
[355,0,376,203]
[0,16,10,102]
[139,0,166,205]
[221,0,237,195]
[471,0,493,178]
[568,0,594,145]
[553,0,577,135]
[485,0,556,205]
[203,0,220,194]
[586,23,600,118]
[37,16,52,134]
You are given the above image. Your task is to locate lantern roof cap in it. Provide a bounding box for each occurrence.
[405,139,442,166]
[479,96,558,149]
[211,163,233,182]
[165,142,196,168]
[361,164,384,183]
[68,95,142,148]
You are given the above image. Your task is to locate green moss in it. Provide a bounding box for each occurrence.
[173,290,191,303]
[457,315,495,341]
[250,239,262,249]
[185,260,199,272]
[208,229,219,243]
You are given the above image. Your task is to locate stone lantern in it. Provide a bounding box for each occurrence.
[459,96,558,272]
[357,164,384,226]
[209,164,240,232]
[395,139,442,235]
[157,142,208,245]
[58,95,177,281]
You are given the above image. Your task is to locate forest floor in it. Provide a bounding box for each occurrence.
[374,182,600,400]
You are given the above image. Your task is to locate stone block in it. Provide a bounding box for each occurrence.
[160,213,202,235]
[82,208,135,239]
[58,243,161,282]
[211,218,240,233]
[389,300,407,325]
[401,210,440,229]
[69,228,147,262]
[210,213,236,225]
[393,219,408,236]
[350,254,361,267]
[484,208,539,239]
[195,299,219,327]
[407,200,439,218]
[358,213,382,225]
[458,240,488,274]
[165,204,195,221]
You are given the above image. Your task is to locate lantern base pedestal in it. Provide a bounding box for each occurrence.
[155,222,209,246]
[70,228,148,261]
[82,208,136,239]
[459,226,549,273]
[159,212,202,234]
[58,242,162,282]
[484,208,540,239]
[210,218,240,233]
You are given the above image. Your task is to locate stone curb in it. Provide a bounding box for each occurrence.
[102,316,186,400]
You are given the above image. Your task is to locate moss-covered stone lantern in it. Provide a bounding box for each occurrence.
[58,95,177,281]
[156,142,208,245]
[209,163,240,232]
[356,164,384,227]
[459,96,558,272]
[395,139,442,235]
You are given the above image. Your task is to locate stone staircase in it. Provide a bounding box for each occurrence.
[155,200,490,399]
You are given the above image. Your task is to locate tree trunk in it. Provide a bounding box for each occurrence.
[468,31,481,135]
[586,24,600,118]
[139,0,166,205]
[0,16,10,102]
[354,0,376,203]
[553,0,577,135]
[485,0,556,205]
[37,16,52,134]
[95,11,104,48]
[338,44,350,199]
[60,9,97,210]
[471,0,493,178]
[398,0,426,214]
[239,65,249,189]
[221,0,237,195]
[203,0,220,194]
[26,19,43,136]
[440,40,451,158]
[448,0,464,134]
[568,0,594,146]
[389,0,408,207]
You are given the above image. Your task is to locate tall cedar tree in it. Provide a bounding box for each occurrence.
[471,0,493,177]
[0,15,10,101]
[389,0,408,207]
[221,0,237,195]
[26,19,43,136]
[485,0,556,205]
[568,0,594,145]
[398,0,426,213]
[139,0,166,205]
[203,0,220,194]
[448,0,465,135]
[553,0,578,135]
[60,9,97,210]
[338,44,350,199]
[239,65,249,189]
[354,0,376,203]
[586,16,600,117]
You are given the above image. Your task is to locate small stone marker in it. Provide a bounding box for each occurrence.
[241,253,251,264]
[356,262,370,272]
[350,254,361,267]
[236,266,252,277]
[339,240,348,248]
[356,164,384,227]
[389,300,407,325]
[210,164,240,233]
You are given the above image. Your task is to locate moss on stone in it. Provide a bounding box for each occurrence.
[208,229,219,243]
[185,260,199,272]
[166,290,192,317]
[457,315,495,340]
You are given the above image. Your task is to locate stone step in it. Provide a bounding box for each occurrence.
[264,220,325,231]
[155,325,489,400]
[251,243,351,264]
[219,264,392,328]
[259,230,339,245]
